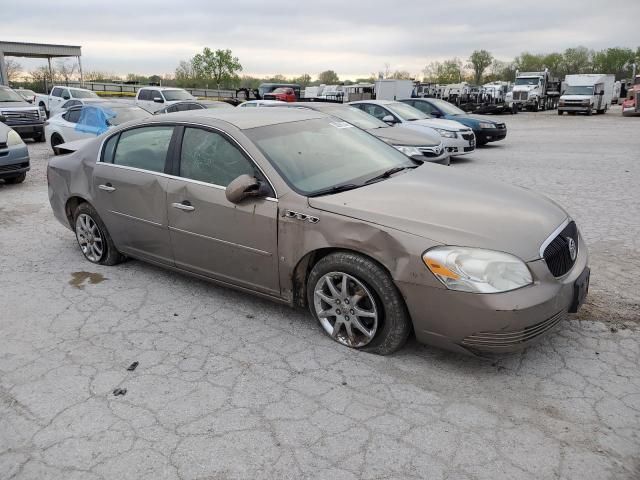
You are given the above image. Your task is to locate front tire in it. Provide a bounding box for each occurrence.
[4,173,26,184]
[73,203,125,265]
[306,252,411,354]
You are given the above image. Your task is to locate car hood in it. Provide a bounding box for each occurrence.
[408,118,469,131]
[445,114,497,127]
[368,126,440,147]
[308,165,567,261]
[0,101,37,110]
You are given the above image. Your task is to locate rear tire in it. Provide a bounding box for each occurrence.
[50,133,64,155]
[73,202,125,266]
[4,173,26,184]
[306,251,411,355]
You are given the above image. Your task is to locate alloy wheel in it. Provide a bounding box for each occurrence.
[313,272,378,348]
[75,213,104,262]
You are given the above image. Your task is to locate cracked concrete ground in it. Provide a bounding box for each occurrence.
[1,106,639,479]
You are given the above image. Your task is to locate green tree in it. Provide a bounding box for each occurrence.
[468,50,494,84]
[318,70,340,84]
[561,46,593,74]
[513,52,546,72]
[294,73,312,86]
[191,47,243,89]
[592,47,637,79]
[542,53,564,75]
[390,70,412,80]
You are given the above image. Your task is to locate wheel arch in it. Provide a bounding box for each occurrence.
[64,196,90,229]
[291,247,396,308]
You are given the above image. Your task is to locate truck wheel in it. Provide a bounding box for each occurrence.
[557,110,563,115]
[4,173,26,184]
[34,131,45,143]
[586,108,593,116]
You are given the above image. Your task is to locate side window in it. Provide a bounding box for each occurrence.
[102,134,119,163]
[413,101,435,114]
[62,100,81,109]
[112,126,174,173]
[51,87,62,97]
[63,108,82,124]
[166,105,179,113]
[179,127,256,186]
[61,89,70,100]
[186,103,205,111]
[138,89,150,101]
[151,90,162,101]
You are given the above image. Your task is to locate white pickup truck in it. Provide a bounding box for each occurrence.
[35,86,100,117]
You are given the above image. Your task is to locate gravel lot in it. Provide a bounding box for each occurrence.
[1,106,638,479]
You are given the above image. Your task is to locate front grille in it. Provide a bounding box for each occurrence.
[461,133,474,141]
[0,110,40,124]
[0,162,29,173]
[513,91,528,101]
[461,311,566,350]
[418,147,442,158]
[543,221,578,277]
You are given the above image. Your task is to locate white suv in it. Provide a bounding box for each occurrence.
[135,87,195,113]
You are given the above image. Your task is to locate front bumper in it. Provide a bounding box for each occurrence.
[9,123,45,138]
[443,134,475,156]
[558,105,591,113]
[411,151,450,166]
[397,234,589,355]
[0,144,30,179]
[475,127,507,144]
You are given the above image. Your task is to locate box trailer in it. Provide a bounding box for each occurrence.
[374,79,414,101]
[558,74,615,115]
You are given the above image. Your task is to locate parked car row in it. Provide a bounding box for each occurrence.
[0,118,30,184]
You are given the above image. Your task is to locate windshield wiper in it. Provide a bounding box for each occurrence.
[308,183,362,197]
[365,166,415,184]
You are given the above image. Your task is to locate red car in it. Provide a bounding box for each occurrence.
[265,87,296,102]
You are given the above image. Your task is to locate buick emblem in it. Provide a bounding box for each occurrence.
[567,237,577,261]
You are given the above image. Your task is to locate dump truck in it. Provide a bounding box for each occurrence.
[511,69,561,111]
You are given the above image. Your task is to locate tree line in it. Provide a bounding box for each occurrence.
[6,45,639,93]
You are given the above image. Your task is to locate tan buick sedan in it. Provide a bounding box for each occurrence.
[48,109,589,355]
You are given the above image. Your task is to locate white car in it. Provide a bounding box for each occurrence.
[350,100,476,156]
[238,100,286,107]
[135,87,195,113]
[45,101,151,153]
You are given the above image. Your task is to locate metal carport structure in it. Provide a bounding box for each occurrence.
[0,41,82,86]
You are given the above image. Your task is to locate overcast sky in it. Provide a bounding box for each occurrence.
[3,0,639,79]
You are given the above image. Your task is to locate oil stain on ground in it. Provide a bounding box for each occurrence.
[69,271,106,289]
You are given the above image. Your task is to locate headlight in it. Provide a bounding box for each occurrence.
[422,246,533,293]
[478,122,496,129]
[6,129,24,147]
[559,100,565,106]
[394,145,422,157]
[434,128,457,138]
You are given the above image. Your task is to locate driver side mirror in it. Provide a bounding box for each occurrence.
[381,114,398,125]
[0,115,6,123]
[430,110,442,118]
[62,95,70,100]
[599,91,605,96]
[225,174,267,204]
[153,96,164,103]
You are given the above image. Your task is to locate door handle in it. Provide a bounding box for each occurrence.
[172,201,195,212]
[99,183,116,192]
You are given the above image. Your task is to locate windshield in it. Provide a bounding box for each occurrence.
[386,102,429,121]
[564,85,594,95]
[107,107,152,125]
[427,98,465,115]
[71,89,99,99]
[320,106,388,130]
[163,90,194,101]
[246,118,412,195]
[515,77,540,86]
[0,87,27,103]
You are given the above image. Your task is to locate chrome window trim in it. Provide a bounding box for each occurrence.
[96,121,279,199]
[538,218,571,259]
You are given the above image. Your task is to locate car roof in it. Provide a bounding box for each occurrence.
[73,101,143,109]
[350,100,394,105]
[152,107,326,130]
[286,102,352,111]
